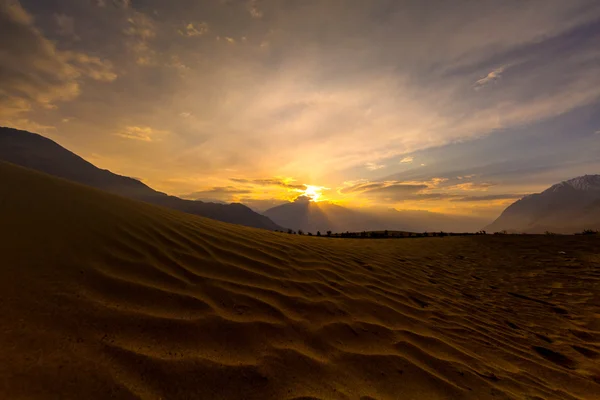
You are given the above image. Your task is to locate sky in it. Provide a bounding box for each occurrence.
[1,0,600,219]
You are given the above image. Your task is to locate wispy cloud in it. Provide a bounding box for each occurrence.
[230,178,306,190]
[400,156,414,164]
[365,162,385,171]
[474,66,506,89]
[116,126,169,142]
[181,186,252,200]
[451,194,523,202]
[339,181,428,196]
[447,182,495,191]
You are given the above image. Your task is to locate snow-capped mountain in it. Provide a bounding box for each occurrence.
[485,175,600,233]
[545,175,600,193]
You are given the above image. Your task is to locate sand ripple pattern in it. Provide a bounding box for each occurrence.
[1,162,600,399]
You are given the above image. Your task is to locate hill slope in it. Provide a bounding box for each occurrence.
[0,126,282,231]
[1,161,599,399]
[486,175,600,233]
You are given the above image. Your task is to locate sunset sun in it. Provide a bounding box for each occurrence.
[302,185,327,202]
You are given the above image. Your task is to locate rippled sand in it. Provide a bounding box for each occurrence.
[1,162,599,399]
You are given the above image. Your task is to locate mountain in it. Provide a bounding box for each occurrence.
[485,175,600,233]
[264,197,490,233]
[0,127,283,231]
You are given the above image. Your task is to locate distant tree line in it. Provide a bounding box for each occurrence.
[273,228,600,237]
[274,229,489,238]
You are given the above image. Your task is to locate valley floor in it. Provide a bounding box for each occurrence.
[1,162,599,399]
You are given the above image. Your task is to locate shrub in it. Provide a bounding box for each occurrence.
[581,229,599,235]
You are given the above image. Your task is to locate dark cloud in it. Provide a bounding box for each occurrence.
[96,0,130,8]
[339,180,429,201]
[339,179,520,203]
[0,0,116,127]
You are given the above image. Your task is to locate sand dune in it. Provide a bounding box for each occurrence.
[1,161,600,400]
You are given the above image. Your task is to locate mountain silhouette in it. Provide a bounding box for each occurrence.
[264,197,489,233]
[0,127,283,231]
[485,175,600,233]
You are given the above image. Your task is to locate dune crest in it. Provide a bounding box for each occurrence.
[1,161,599,399]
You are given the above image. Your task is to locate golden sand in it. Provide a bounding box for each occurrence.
[1,161,599,399]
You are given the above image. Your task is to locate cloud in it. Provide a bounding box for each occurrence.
[337,176,503,203]
[0,0,116,124]
[95,0,130,9]
[54,14,77,39]
[230,178,306,190]
[339,181,427,197]
[113,0,131,8]
[407,193,463,201]
[247,0,263,18]
[124,13,155,39]
[400,156,414,163]
[179,112,192,118]
[181,186,252,199]
[446,182,495,191]
[451,194,523,202]
[365,162,385,171]
[115,126,169,142]
[179,22,208,37]
[62,52,117,82]
[474,66,506,88]
[124,12,157,65]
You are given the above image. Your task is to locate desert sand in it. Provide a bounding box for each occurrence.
[1,161,599,400]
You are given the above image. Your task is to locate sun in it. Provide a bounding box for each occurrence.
[302,185,327,202]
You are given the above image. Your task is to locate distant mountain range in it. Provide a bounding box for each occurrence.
[263,196,489,233]
[0,127,283,231]
[485,175,600,233]
[5,127,598,235]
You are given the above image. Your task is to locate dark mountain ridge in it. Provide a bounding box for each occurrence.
[0,127,283,231]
